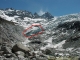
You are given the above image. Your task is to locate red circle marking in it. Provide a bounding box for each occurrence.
[22,24,44,38]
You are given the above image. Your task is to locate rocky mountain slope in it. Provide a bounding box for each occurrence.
[0,17,24,44]
[0,8,80,60]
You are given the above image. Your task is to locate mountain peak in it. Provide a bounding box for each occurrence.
[33,12,40,18]
[5,8,14,10]
[41,12,54,19]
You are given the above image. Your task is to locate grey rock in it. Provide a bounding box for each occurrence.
[12,42,30,53]
[18,55,24,58]
[3,47,12,54]
[36,57,48,60]
[44,49,52,55]
[15,51,25,56]
[42,48,55,56]
[0,51,4,55]
[32,58,36,60]
[4,54,12,58]
[11,57,18,60]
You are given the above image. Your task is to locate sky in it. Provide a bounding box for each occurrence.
[0,0,80,16]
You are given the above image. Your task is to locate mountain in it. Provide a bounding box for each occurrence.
[0,8,80,59]
[33,12,40,18]
[0,8,54,19]
[41,12,54,19]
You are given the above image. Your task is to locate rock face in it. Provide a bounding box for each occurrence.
[57,21,80,49]
[0,17,31,59]
[0,17,24,45]
[57,21,80,30]
[33,12,40,18]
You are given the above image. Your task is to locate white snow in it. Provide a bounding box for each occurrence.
[55,53,69,56]
[24,17,31,21]
[55,53,64,56]
[21,39,30,47]
[53,40,66,48]
[31,26,39,30]
[66,48,74,51]
[40,43,54,50]
[40,38,66,50]
[0,10,16,22]
[7,9,14,11]
[44,37,53,43]
[40,37,54,50]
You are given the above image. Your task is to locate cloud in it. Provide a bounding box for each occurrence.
[38,9,45,16]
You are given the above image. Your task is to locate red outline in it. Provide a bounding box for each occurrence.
[22,24,44,38]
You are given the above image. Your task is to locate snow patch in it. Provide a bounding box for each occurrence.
[53,40,66,48]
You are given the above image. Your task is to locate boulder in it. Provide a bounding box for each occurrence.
[44,49,52,55]
[12,42,30,54]
[15,51,25,57]
[4,54,12,58]
[18,55,24,59]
